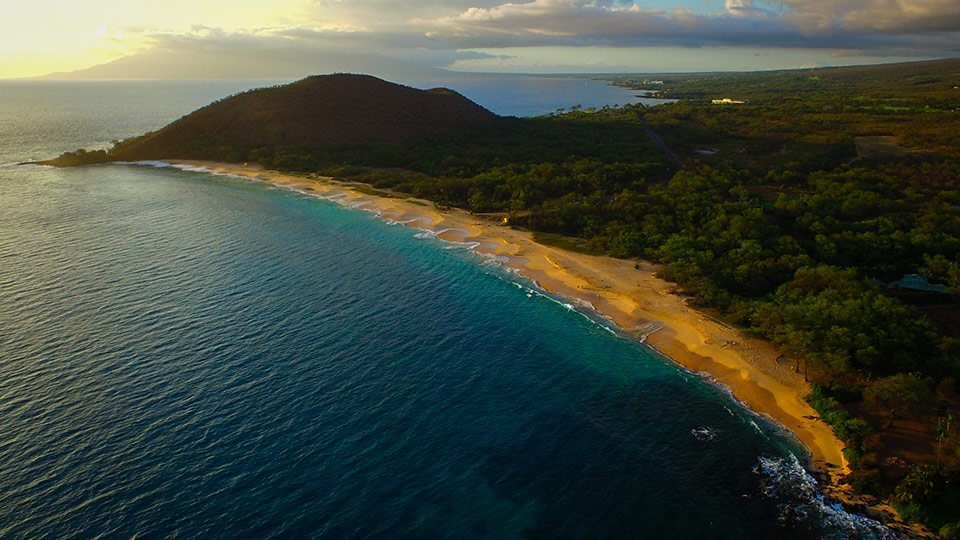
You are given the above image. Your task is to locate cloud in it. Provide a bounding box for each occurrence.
[780,0,960,33]
[305,0,506,29]
[412,0,801,48]
[407,0,959,53]
[416,2,690,43]
[44,0,958,78]
[724,0,781,17]
[107,0,960,58]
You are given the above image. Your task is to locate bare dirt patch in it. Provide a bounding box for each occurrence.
[854,136,908,159]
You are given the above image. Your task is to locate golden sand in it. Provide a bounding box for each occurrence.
[173,160,848,475]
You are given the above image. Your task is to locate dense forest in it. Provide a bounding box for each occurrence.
[53,60,960,535]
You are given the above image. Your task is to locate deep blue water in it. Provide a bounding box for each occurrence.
[0,78,893,538]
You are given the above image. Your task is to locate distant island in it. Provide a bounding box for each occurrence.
[48,61,960,538]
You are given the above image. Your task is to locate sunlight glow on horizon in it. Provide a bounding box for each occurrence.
[0,0,306,78]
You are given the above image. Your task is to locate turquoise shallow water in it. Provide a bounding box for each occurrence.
[0,79,895,538]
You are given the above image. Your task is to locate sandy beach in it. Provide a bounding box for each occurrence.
[172,160,847,476]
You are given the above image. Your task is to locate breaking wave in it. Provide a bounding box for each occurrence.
[755,455,899,539]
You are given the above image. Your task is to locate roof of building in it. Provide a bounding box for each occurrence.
[897,274,949,293]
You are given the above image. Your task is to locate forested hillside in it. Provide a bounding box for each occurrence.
[49,74,499,165]
[607,60,960,534]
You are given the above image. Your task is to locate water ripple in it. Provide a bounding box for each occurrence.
[0,163,892,538]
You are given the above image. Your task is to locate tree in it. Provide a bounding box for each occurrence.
[863,373,936,429]
[894,464,944,505]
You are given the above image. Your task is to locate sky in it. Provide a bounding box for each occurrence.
[1,0,958,78]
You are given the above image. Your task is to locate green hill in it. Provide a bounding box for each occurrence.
[51,74,499,165]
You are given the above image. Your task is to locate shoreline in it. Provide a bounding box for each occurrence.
[169,160,848,474]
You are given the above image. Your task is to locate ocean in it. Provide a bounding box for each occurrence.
[0,76,894,538]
